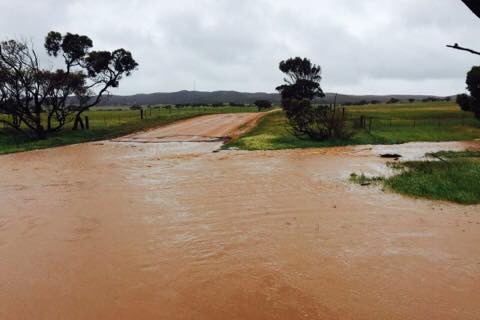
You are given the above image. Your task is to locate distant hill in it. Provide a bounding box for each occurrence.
[92,90,450,106]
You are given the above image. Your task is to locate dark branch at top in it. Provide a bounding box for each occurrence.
[462,0,480,19]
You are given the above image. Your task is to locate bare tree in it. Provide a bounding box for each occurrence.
[0,40,67,138]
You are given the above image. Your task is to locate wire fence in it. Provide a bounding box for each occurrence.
[351,115,479,132]
[0,106,259,131]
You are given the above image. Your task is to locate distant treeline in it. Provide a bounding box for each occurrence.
[128,102,254,110]
[124,96,454,110]
[341,96,452,106]
[91,91,456,107]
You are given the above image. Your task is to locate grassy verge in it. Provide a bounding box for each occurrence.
[225,102,480,150]
[0,106,256,155]
[384,152,480,204]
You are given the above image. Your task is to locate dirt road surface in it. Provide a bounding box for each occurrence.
[1,113,479,320]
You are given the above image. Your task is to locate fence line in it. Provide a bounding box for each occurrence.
[351,116,478,132]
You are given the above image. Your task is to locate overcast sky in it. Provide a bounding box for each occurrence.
[1,0,480,95]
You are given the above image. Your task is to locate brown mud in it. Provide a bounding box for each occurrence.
[0,113,479,320]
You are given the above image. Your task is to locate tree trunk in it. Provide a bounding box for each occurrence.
[73,115,85,130]
[35,126,47,140]
[47,112,53,131]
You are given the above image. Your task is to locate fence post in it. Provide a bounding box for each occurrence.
[140,109,144,120]
[85,116,90,130]
[413,119,416,128]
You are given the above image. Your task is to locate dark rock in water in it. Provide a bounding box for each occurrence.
[381,154,402,160]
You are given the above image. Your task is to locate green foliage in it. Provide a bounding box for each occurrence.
[1,32,138,139]
[254,100,272,111]
[461,66,480,118]
[456,93,471,111]
[276,57,349,140]
[385,158,480,204]
[387,98,400,104]
[466,66,480,98]
[428,150,480,159]
[349,151,480,204]
[276,57,324,101]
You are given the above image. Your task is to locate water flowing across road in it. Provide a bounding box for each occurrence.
[0,113,479,320]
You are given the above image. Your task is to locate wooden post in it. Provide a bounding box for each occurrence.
[369,118,373,132]
[413,119,416,128]
[140,109,144,120]
[85,116,90,130]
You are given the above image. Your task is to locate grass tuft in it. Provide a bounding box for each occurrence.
[385,159,480,204]
[350,173,385,186]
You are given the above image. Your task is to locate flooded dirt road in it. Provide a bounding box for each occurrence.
[1,113,479,320]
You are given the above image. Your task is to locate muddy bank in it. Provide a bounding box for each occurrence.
[0,113,479,320]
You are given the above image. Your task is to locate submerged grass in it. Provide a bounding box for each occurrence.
[427,150,480,159]
[349,173,385,186]
[385,157,480,205]
[350,151,480,205]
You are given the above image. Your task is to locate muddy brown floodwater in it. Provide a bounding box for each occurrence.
[0,113,479,320]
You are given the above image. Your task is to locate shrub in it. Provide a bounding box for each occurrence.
[456,93,471,111]
[254,100,272,111]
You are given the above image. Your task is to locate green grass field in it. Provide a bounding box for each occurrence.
[0,106,257,155]
[385,151,480,204]
[226,102,480,150]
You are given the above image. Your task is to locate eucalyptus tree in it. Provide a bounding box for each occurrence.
[0,32,138,139]
[276,57,349,140]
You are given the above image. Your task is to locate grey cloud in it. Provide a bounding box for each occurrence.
[1,0,479,95]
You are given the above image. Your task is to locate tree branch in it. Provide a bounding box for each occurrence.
[446,43,480,56]
[462,0,480,19]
